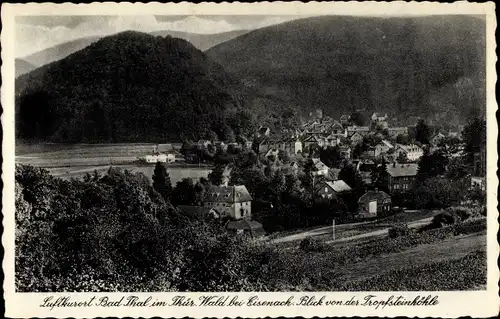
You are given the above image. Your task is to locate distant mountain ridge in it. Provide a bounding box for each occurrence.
[15,59,36,77]
[206,15,486,126]
[16,31,251,143]
[19,29,250,74]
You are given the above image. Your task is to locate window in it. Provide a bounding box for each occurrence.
[324,187,328,193]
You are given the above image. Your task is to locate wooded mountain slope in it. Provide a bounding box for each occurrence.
[16,31,250,143]
[207,15,486,125]
[20,30,249,73]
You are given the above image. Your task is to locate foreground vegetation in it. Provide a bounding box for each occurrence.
[16,164,486,292]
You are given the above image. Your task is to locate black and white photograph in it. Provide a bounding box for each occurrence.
[6,2,494,301]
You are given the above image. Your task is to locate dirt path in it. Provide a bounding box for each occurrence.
[325,217,433,244]
[270,216,434,244]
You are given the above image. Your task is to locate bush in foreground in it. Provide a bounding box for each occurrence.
[299,237,326,253]
[431,212,456,228]
[388,223,412,238]
[340,250,486,291]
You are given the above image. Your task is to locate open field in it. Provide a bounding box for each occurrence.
[15,143,211,185]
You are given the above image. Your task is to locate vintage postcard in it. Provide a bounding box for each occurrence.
[2,1,498,318]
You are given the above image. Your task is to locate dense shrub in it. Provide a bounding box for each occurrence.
[431,212,456,228]
[340,250,486,291]
[388,223,412,238]
[15,164,264,292]
[452,218,487,235]
[447,207,472,221]
[299,237,327,253]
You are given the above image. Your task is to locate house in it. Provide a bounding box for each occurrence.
[470,176,486,191]
[214,141,228,152]
[311,121,326,133]
[329,121,347,137]
[429,132,446,146]
[157,143,174,153]
[203,185,252,220]
[340,114,350,126]
[265,148,280,159]
[371,112,388,122]
[226,219,265,239]
[362,147,376,159]
[258,126,271,137]
[339,146,352,160]
[388,127,409,138]
[197,139,212,148]
[257,139,276,154]
[177,205,219,219]
[357,190,392,218]
[395,144,423,162]
[325,134,341,147]
[326,168,342,181]
[374,140,394,157]
[244,140,253,149]
[347,126,370,136]
[317,180,352,200]
[386,163,418,192]
[349,131,364,145]
[144,153,168,163]
[311,158,329,176]
[281,138,303,154]
[303,134,324,150]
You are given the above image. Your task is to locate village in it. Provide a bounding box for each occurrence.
[143,110,486,239]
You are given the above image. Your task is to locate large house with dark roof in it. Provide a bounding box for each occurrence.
[347,125,370,136]
[386,163,419,192]
[203,185,252,220]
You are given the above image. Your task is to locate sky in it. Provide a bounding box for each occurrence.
[16,15,303,58]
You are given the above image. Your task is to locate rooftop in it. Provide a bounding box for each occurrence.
[386,163,418,177]
[204,185,252,203]
[358,190,391,203]
[325,180,352,192]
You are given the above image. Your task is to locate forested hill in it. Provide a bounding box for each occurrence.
[207,15,486,126]
[21,30,249,73]
[16,31,253,143]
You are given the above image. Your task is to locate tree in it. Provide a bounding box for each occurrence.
[462,117,486,159]
[372,158,389,192]
[395,134,409,145]
[338,164,364,193]
[349,111,365,126]
[320,146,342,168]
[208,164,225,186]
[415,119,431,144]
[152,162,172,201]
[417,149,448,182]
[172,178,197,206]
[396,151,408,163]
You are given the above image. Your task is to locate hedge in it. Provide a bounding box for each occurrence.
[339,250,486,291]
